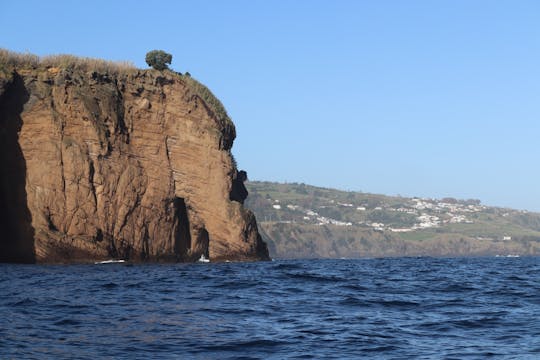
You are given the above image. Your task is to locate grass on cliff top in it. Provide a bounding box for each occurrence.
[0,48,136,74]
[179,74,232,127]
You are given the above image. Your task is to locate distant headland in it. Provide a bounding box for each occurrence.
[245,181,540,258]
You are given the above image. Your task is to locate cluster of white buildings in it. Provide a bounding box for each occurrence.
[267,196,483,231]
[413,198,485,214]
[303,208,352,226]
[270,200,353,226]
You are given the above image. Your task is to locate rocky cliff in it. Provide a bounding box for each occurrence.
[0,55,269,263]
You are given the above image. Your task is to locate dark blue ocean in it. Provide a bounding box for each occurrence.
[1,257,539,359]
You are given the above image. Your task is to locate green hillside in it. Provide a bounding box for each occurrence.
[245,181,540,258]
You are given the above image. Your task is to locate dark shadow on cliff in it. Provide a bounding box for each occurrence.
[172,198,211,261]
[193,227,209,259]
[0,72,35,263]
[230,170,248,204]
[173,197,191,260]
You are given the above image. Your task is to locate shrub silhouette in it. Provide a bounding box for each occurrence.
[145,50,172,71]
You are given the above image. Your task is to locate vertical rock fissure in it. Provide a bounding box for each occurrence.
[173,197,191,260]
[0,73,35,263]
[58,139,67,232]
[141,225,149,261]
[88,158,97,211]
[114,85,129,143]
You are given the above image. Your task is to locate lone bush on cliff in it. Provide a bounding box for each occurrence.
[145,50,172,71]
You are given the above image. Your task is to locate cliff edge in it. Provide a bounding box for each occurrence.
[0,51,269,263]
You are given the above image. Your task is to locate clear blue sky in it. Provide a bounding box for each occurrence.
[2,1,539,211]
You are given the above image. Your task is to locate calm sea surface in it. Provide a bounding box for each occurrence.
[1,257,539,359]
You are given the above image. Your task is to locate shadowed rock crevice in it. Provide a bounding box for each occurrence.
[0,73,35,263]
[173,197,191,260]
[230,170,248,204]
[140,226,149,261]
[193,228,210,259]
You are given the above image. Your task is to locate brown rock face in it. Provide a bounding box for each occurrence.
[0,68,269,263]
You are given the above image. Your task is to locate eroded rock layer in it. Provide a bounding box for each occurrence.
[0,68,269,263]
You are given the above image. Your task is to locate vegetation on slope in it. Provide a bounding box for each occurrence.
[180,75,233,129]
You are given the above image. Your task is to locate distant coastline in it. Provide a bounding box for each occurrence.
[245,181,540,259]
